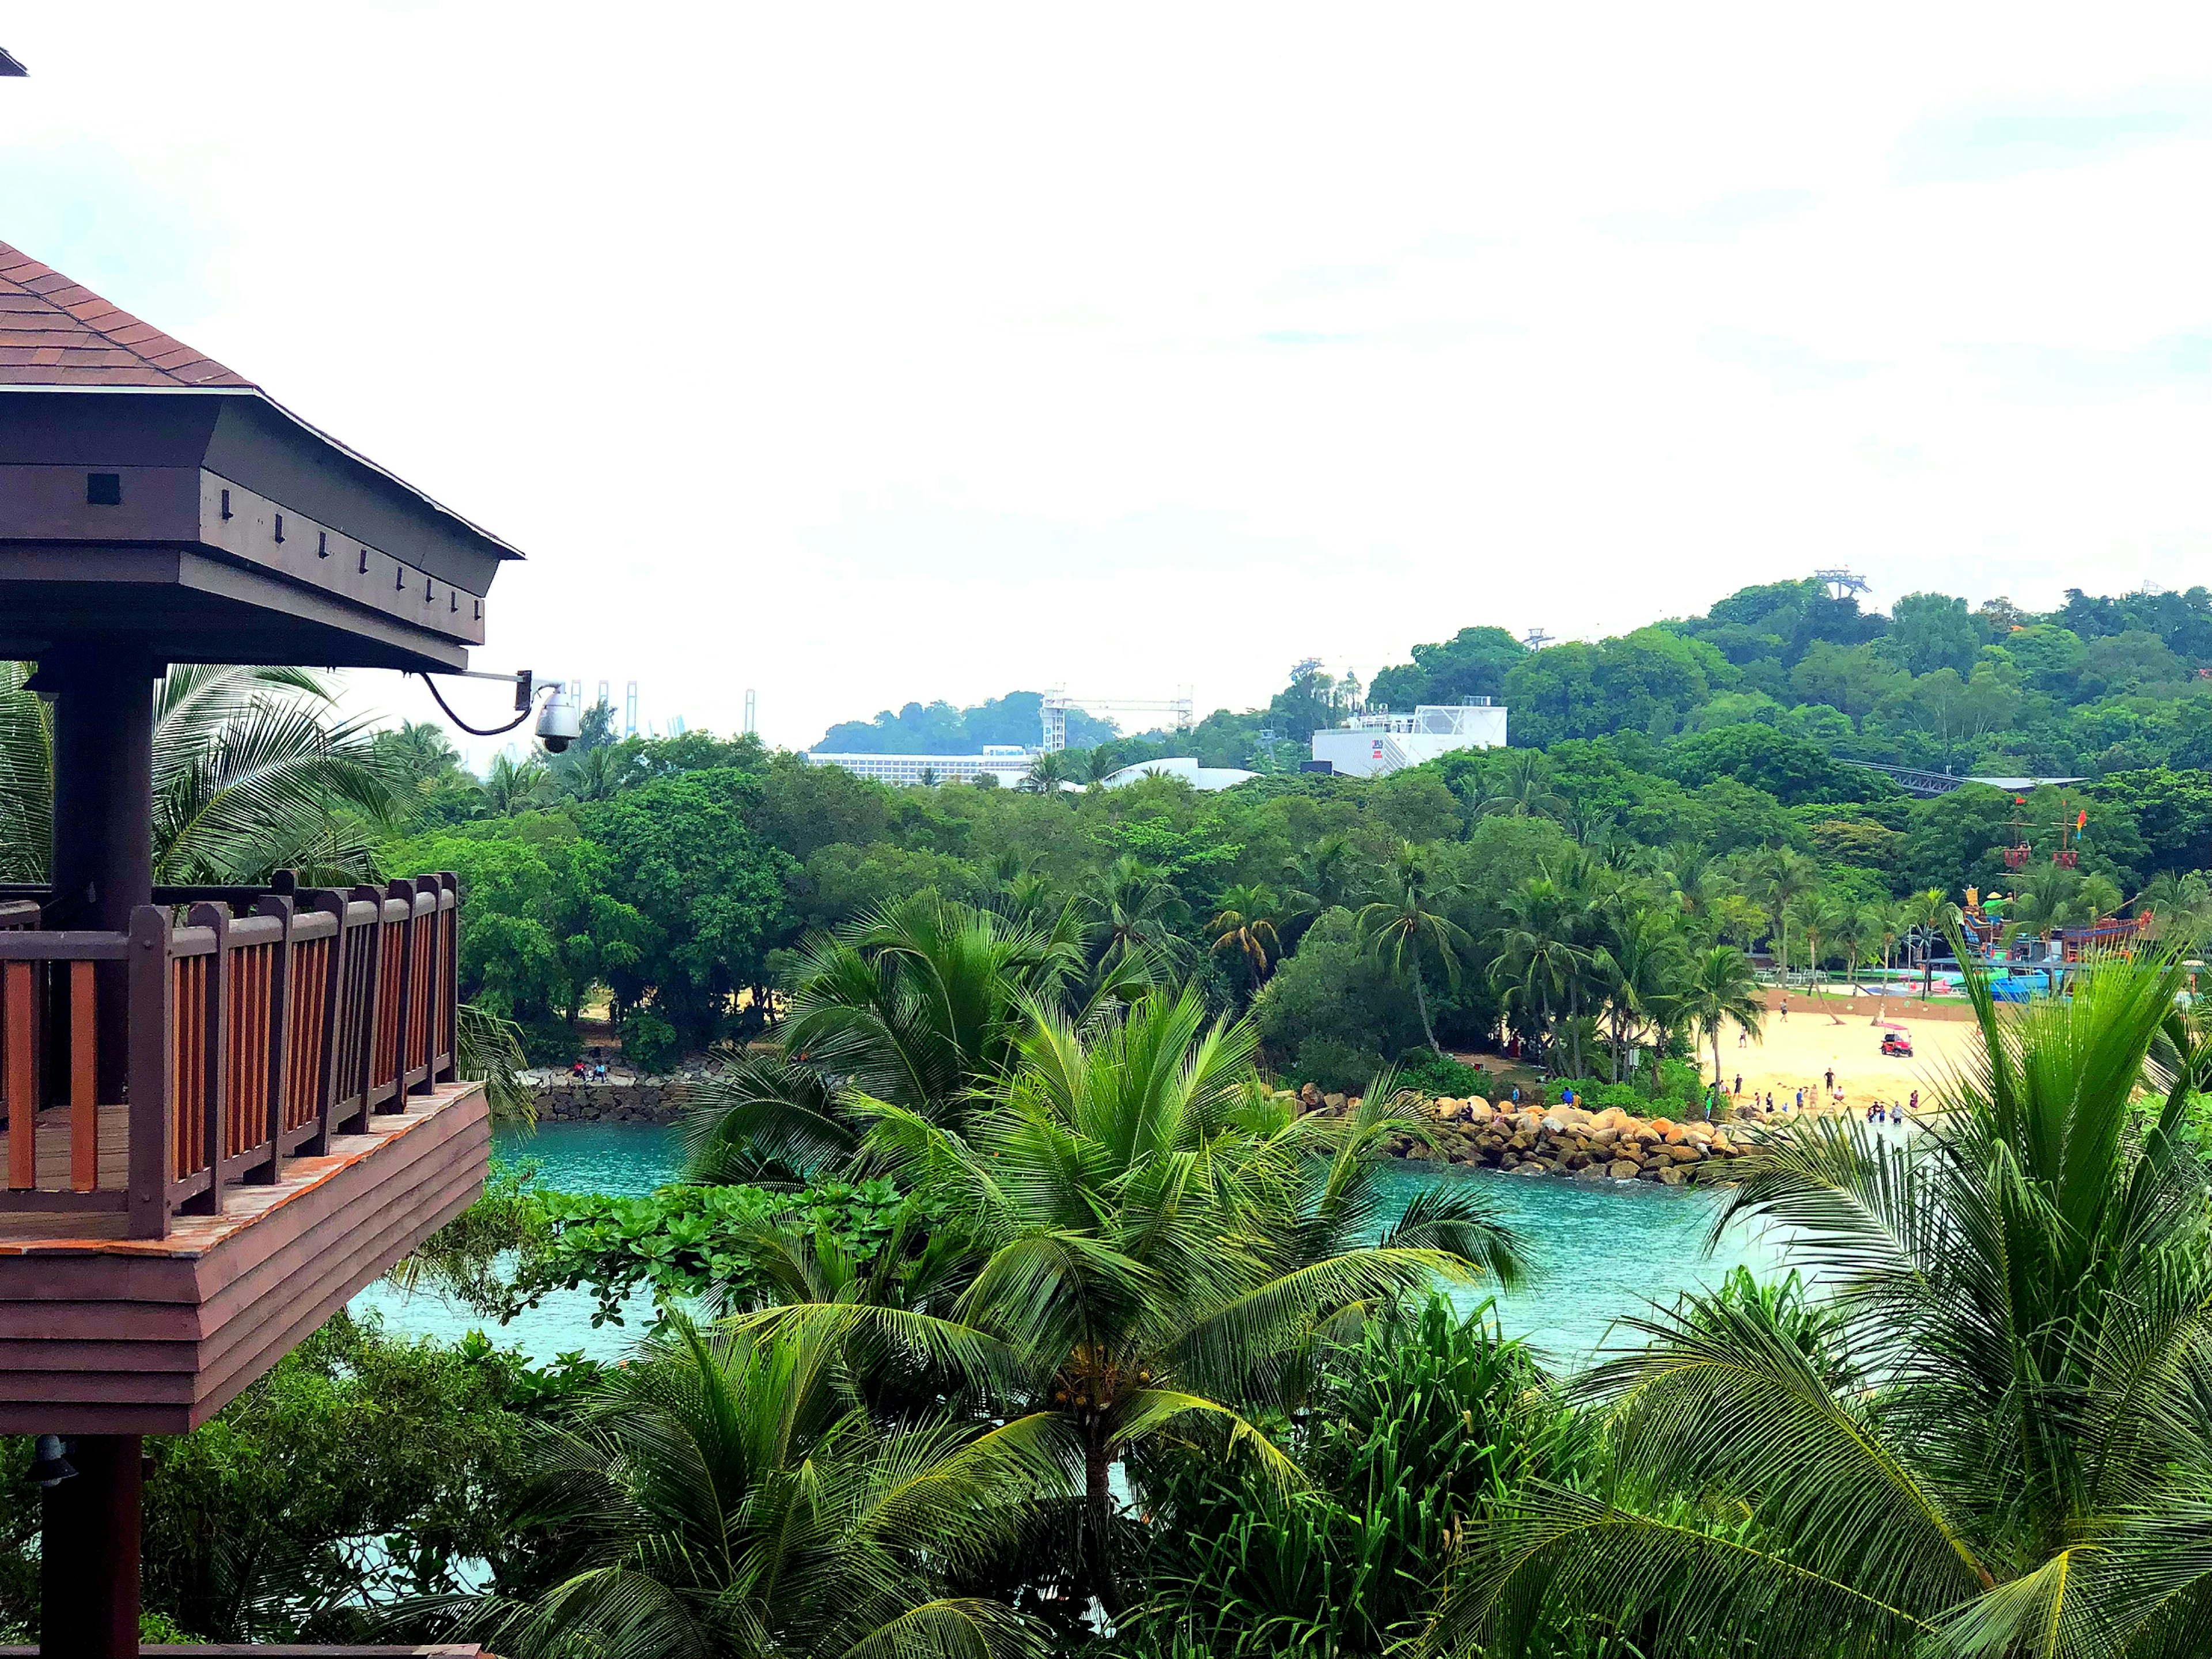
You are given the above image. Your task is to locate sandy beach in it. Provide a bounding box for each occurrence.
[1718,996,1982,1116]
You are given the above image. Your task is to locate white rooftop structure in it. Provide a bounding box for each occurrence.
[1101,756,1257,792]
[1309,702,1508,778]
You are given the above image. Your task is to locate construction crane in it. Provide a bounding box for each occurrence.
[1815,568,1870,601]
[1521,628,1554,650]
[1040,687,1195,753]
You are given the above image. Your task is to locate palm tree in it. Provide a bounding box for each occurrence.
[1493,749,1562,819]
[1207,882,1282,986]
[1358,843,1474,1058]
[1,660,396,885]
[1589,903,1687,1085]
[439,1316,1051,1659]
[2138,869,2212,943]
[1023,749,1073,796]
[1831,902,1878,998]
[1078,746,1122,790]
[0,660,52,882]
[1676,944,1764,1115]
[771,990,1524,1615]
[1490,875,1584,1074]
[1751,846,1820,989]
[556,742,626,802]
[1899,886,1961,999]
[679,895,1089,1179]
[1084,855,1190,979]
[1282,832,1361,948]
[480,750,554,816]
[1443,942,2212,1659]
[1787,889,1844,1021]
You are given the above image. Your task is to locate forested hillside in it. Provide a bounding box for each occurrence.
[370,571,2212,1084]
[1004,578,2212,780]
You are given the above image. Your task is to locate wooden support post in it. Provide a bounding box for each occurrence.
[40,1433,142,1659]
[36,650,157,1105]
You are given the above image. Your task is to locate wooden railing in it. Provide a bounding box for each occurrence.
[0,873,460,1238]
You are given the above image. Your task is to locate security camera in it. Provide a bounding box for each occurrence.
[535,680,582,753]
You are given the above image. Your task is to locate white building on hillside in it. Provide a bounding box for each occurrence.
[1100,756,1257,792]
[1308,702,1508,778]
[808,745,1033,787]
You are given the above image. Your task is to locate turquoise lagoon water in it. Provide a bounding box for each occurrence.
[357,1122,1782,1371]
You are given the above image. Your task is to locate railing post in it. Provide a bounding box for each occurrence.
[412,874,440,1093]
[304,890,346,1156]
[353,884,387,1123]
[126,906,172,1240]
[183,903,228,1215]
[251,895,294,1184]
[437,871,460,1083]
[385,878,415,1111]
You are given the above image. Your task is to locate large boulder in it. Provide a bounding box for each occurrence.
[1665,1143,1704,1163]
[1512,1160,1550,1177]
[1608,1158,1642,1180]
[1575,1162,1611,1182]
[1659,1164,1690,1185]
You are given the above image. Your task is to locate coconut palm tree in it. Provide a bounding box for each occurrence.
[1441,942,2212,1659]
[1787,889,1846,1020]
[1900,886,1962,999]
[1358,843,1474,1058]
[768,990,1524,1616]
[1022,749,1073,796]
[1282,832,1361,949]
[1493,749,1563,820]
[1,660,396,886]
[1490,875,1584,1074]
[2138,869,2212,943]
[435,1316,1053,1659]
[480,751,555,816]
[1207,883,1282,986]
[556,742,626,803]
[1676,944,1764,1115]
[678,895,1090,1179]
[0,660,51,882]
[1752,846,1820,989]
[1084,855,1190,979]
[1589,903,1688,1084]
[1078,746,1121,790]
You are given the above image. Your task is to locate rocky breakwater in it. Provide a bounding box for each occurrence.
[1292,1083,1759,1185]
[528,1074,692,1124]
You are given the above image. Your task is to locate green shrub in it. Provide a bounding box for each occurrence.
[1396,1052,1491,1099]
[622,1007,681,1073]
[1291,1038,1388,1097]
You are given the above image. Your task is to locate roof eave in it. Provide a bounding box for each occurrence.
[0,381,526,565]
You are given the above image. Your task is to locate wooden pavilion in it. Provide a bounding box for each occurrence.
[0,240,517,1656]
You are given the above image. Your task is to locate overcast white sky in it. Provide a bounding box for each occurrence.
[2,5,2206,755]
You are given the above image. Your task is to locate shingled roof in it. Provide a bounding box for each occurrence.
[0,240,254,388]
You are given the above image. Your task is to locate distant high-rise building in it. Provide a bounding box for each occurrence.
[624,681,639,738]
[744,688,757,736]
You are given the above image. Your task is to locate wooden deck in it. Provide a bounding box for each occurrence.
[0,1078,488,1433]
